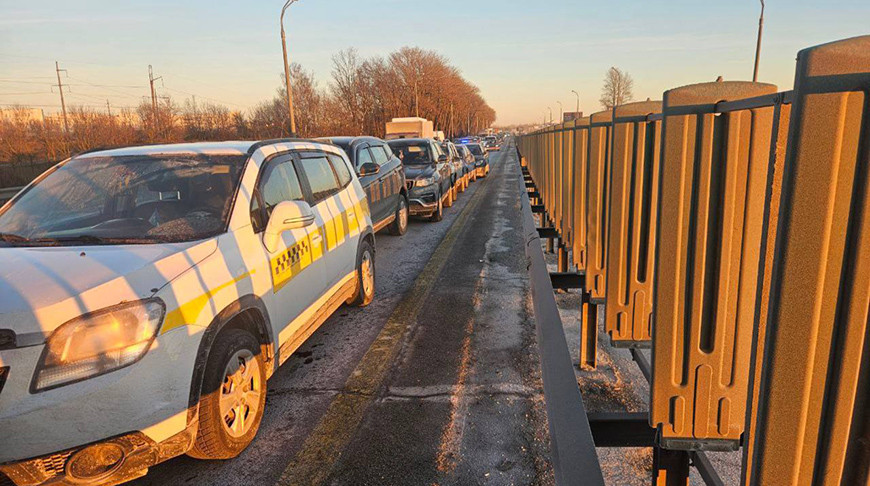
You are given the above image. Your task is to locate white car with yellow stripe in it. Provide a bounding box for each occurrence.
[0,140,375,485]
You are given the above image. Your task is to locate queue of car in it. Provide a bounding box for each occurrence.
[0,133,493,485]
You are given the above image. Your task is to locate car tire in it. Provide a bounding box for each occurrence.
[349,239,375,307]
[188,328,266,460]
[430,190,444,222]
[388,194,409,236]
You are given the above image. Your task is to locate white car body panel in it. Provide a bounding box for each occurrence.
[0,140,373,470]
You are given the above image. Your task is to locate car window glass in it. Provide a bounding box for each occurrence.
[372,145,390,166]
[356,146,374,168]
[328,153,352,187]
[298,155,339,204]
[254,158,304,232]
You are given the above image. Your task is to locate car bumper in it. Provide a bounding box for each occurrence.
[408,184,439,216]
[0,326,203,478]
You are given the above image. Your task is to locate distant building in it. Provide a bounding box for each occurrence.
[563,111,583,122]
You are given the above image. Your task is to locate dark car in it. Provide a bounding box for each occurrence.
[455,144,478,182]
[387,138,453,222]
[463,143,489,178]
[439,141,467,198]
[317,136,408,235]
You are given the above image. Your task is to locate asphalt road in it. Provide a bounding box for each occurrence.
[134,145,555,486]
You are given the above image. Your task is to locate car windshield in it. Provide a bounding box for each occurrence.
[0,154,247,246]
[466,144,484,156]
[388,143,432,165]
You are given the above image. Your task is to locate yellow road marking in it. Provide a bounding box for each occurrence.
[275,177,489,486]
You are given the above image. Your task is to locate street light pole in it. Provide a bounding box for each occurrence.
[280,0,298,135]
[548,106,552,124]
[753,0,765,82]
[556,101,563,123]
[571,90,580,117]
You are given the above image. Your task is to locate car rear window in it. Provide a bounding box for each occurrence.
[388,143,432,165]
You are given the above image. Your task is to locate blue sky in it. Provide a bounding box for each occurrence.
[1,0,867,125]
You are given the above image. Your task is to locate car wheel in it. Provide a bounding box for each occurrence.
[430,190,444,222]
[349,239,375,307]
[188,328,266,460]
[389,194,409,236]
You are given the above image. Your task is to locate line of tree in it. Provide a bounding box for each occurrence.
[0,46,496,165]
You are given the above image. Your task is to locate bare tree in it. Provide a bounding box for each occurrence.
[599,67,634,109]
[1,46,496,166]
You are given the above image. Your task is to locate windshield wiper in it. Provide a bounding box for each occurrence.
[33,234,109,245]
[0,232,30,243]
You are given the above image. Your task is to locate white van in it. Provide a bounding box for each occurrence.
[0,140,375,485]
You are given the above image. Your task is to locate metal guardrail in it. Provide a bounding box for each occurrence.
[518,142,606,486]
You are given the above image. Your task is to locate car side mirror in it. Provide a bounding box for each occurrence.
[263,200,315,253]
[358,162,380,176]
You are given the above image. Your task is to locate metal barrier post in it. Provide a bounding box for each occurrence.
[651,80,778,451]
[604,100,663,348]
[748,35,870,486]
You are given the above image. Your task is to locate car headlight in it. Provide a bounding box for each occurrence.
[32,299,165,392]
[414,176,436,187]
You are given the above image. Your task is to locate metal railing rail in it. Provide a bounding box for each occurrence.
[517,141,606,486]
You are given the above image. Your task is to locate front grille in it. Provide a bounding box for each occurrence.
[40,452,71,477]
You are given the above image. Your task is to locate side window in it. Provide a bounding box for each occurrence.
[253,157,305,232]
[356,146,374,168]
[328,153,352,188]
[372,145,390,166]
[298,155,340,204]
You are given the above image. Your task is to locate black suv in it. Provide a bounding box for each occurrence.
[387,138,454,222]
[462,143,489,178]
[318,136,408,235]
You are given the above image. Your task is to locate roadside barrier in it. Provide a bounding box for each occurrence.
[603,100,662,348]
[571,117,590,271]
[585,110,612,302]
[652,79,778,451]
[516,34,870,486]
[746,35,870,486]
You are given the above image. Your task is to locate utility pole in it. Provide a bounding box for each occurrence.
[106,99,111,117]
[280,0,298,135]
[148,64,162,130]
[571,90,580,117]
[55,61,69,133]
[753,0,765,82]
[548,106,553,124]
[414,78,419,117]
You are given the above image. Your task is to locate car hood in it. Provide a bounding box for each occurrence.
[0,240,216,336]
[404,165,436,179]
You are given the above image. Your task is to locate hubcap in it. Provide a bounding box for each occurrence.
[361,250,374,297]
[398,199,408,231]
[219,350,261,438]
